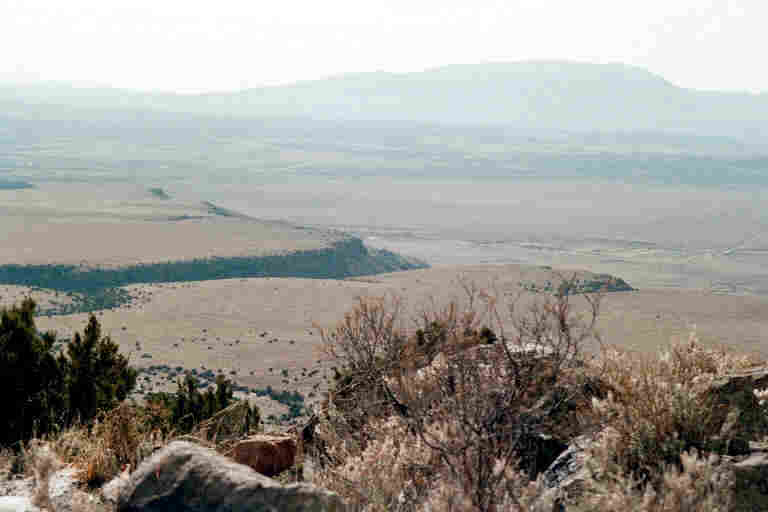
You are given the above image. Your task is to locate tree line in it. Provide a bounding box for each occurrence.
[0,239,427,315]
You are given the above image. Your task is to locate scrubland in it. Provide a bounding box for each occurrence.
[4,274,767,511]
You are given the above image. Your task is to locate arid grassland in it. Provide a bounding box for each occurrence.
[0,182,338,267]
[3,182,768,425]
[10,265,762,423]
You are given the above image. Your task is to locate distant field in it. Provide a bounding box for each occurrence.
[3,114,767,189]
[21,264,767,424]
[0,182,426,320]
[0,182,335,267]
[0,180,427,422]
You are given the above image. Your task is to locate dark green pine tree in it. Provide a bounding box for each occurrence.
[64,314,136,426]
[172,374,206,432]
[0,298,66,445]
[203,386,217,419]
[215,374,233,412]
[172,380,190,431]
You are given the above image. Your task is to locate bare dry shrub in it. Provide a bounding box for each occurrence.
[194,400,256,447]
[315,275,603,511]
[399,282,602,511]
[586,440,734,512]
[313,415,436,510]
[423,462,548,512]
[313,414,546,512]
[51,402,166,487]
[592,332,759,486]
[315,294,414,470]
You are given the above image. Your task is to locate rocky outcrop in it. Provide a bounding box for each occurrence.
[706,366,768,447]
[230,435,297,477]
[117,440,345,512]
[534,435,768,511]
[533,367,768,510]
[533,434,596,511]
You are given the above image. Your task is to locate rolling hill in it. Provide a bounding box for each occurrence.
[2,61,767,139]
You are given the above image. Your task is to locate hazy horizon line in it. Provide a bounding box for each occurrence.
[2,59,766,97]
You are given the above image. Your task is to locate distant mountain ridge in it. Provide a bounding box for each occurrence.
[2,61,768,138]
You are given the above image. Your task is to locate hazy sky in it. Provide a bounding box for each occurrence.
[2,0,766,94]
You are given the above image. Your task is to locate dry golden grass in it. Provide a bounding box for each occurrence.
[38,400,256,492]
[584,334,759,498]
[582,444,735,512]
[50,404,163,488]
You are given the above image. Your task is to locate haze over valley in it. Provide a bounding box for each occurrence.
[3,65,768,298]
[1,64,767,421]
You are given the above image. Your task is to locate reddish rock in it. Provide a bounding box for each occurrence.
[231,435,297,477]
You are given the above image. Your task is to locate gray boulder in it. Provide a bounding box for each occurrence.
[117,440,346,512]
[533,434,594,511]
[706,366,768,443]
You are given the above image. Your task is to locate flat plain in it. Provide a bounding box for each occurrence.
[16,265,766,420]
[0,182,337,267]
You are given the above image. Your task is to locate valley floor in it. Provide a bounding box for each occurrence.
[10,264,764,424]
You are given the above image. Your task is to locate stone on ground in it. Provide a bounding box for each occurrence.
[117,440,345,512]
[230,435,297,477]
